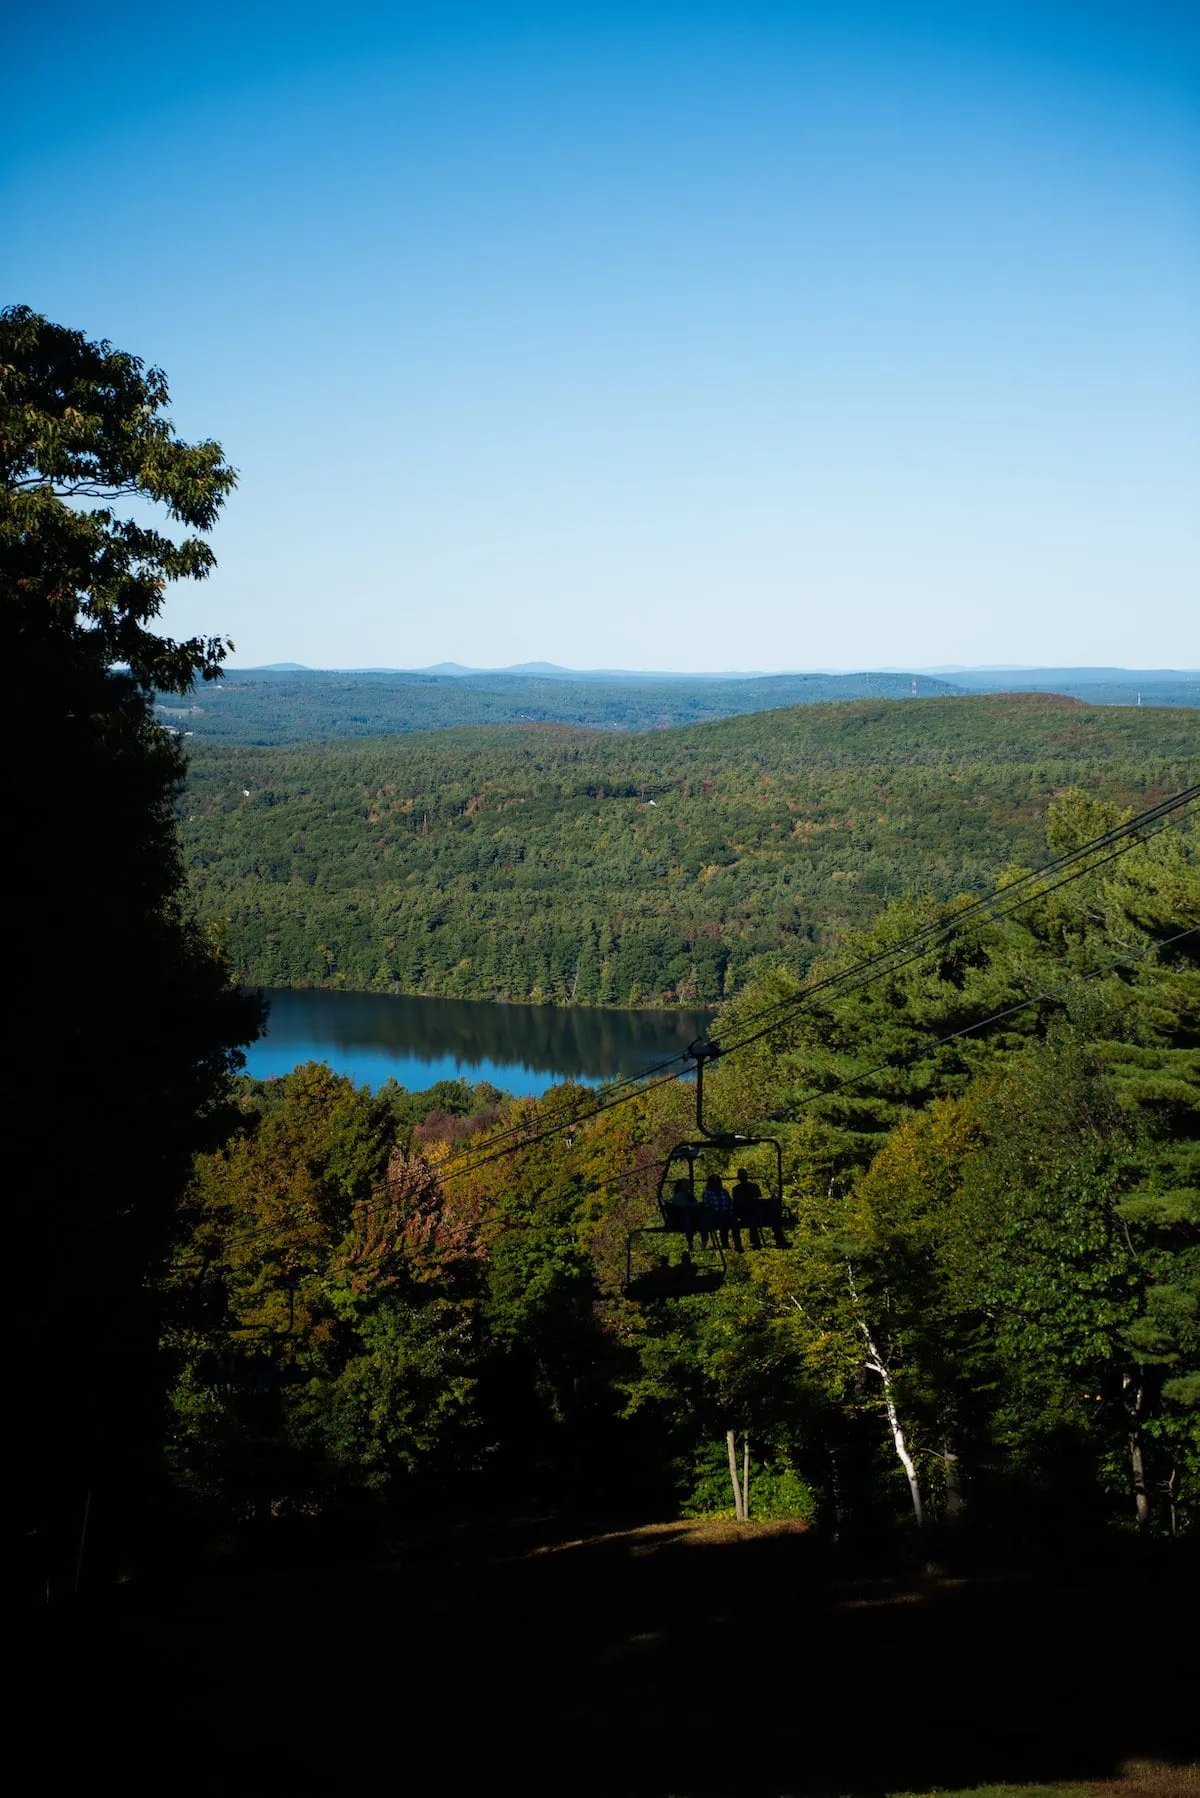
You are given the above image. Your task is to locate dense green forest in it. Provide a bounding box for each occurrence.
[158,665,963,743]
[169,795,1199,1546]
[183,695,1200,1006]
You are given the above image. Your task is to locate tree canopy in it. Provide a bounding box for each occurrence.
[181,696,1198,1006]
[170,798,1199,1541]
[1,301,235,690]
[3,307,256,1594]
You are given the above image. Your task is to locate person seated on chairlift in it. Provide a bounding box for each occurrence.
[670,1252,703,1291]
[665,1174,706,1247]
[647,1255,691,1295]
[634,1256,672,1296]
[634,1253,696,1298]
[731,1167,765,1250]
[732,1165,788,1249]
[701,1171,743,1253]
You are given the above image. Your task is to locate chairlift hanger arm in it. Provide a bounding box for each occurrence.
[687,1039,784,1184]
[689,1038,723,1138]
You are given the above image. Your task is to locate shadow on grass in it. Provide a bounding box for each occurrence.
[28,1517,1199,1795]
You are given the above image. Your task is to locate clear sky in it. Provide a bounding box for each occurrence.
[3,1,1198,671]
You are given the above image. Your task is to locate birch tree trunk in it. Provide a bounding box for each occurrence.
[727,1429,745,1521]
[876,1359,925,1530]
[743,1436,750,1521]
[848,1267,924,1529]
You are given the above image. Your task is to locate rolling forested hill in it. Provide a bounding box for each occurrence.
[159,667,1200,745]
[182,695,1199,1006]
[158,667,963,743]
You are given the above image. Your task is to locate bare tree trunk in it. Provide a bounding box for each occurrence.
[1123,1373,1150,1530]
[726,1429,745,1521]
[827,1443,844,1543]
[941,1396,964,1521]
[74,1487,92,1597]
[943,1439,963,1519]
[743,1436,750,1521]
[848,1267,924,1529]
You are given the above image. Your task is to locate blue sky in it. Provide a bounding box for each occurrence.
[3,2,1197,670]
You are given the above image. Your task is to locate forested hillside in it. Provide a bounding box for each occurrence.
[158,666,963,743]
[170,802,1200,1546]
[183,695,1199,1006]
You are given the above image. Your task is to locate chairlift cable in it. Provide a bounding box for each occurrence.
[438,798,1196,1182]
[713,785,1199,1055]
[211,921,1197,1255]
[716,821,1195,1063]
[202,787,1200,1251]
[716,787,1198,1046]
[519,920,1200,1207]
[734,920,1200,1128]
[617,919,1200,1300]
[435,785,1197,1173]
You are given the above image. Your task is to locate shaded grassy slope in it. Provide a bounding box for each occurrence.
[30,1519,1199,1795]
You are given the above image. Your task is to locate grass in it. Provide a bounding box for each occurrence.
[27,1516,1200,1794]
[890,1769,1199,1798]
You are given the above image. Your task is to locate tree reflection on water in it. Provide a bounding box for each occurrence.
[248,987,714,1087]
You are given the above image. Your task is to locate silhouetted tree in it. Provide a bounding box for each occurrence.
[1,305,259,1591]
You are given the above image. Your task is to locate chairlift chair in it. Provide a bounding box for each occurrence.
[622,1231,726,1302]
[666,1039,793,1241]
[620,1039,792,1302]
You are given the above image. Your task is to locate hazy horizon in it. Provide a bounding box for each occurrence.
[228,659,1198,677]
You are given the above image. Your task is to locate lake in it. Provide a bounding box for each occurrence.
[243,987,716,1096]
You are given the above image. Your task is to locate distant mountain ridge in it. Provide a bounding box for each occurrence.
[180,663,1198,747]
[234,660,1198,685]
[925,667,1198,689]
[175,668,964,745]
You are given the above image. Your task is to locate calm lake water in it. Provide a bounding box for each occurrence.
[244,987,715,1096]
